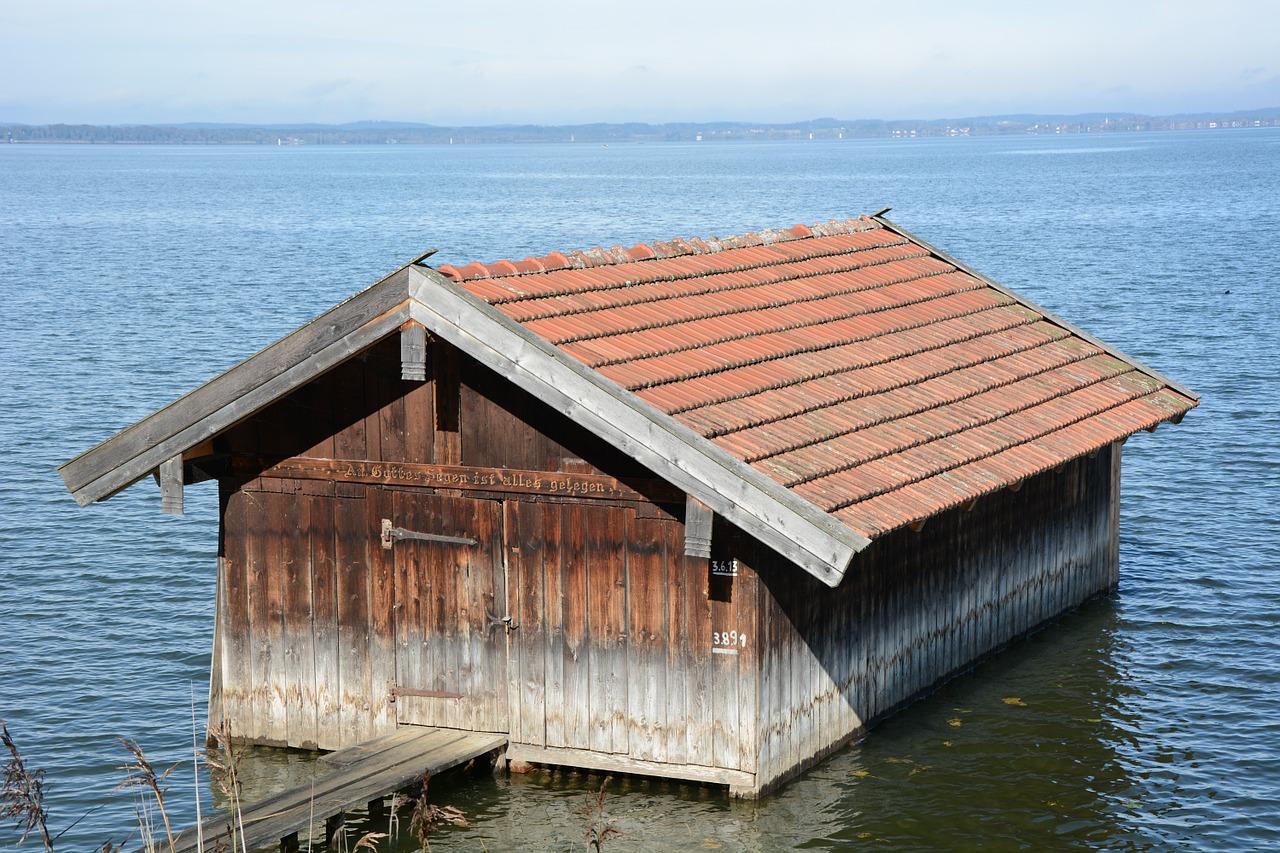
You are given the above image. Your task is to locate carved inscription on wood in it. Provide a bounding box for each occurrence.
[255,456,678,502]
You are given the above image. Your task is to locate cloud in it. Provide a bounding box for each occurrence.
[3,0,1278,124]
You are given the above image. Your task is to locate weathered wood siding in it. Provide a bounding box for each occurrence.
[502,501,758,786]
[378,489,508,734]
[215,481,514,750]
[217,485,395,750]
[215,334,654,479]
[748,444,1122,795]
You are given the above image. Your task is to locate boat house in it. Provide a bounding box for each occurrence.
[60,214,1197,797]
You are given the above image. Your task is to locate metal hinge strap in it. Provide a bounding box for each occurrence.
[388,683,463,702]
[380,518,477,549]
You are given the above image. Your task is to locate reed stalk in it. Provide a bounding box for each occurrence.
[116,737,179,852]
[578,776,619,852]
[190,687,204,853]
[1,720,54,850]
[203,719,246,853]
[408,773,466,851]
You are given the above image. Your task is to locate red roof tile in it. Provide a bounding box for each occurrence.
[446,216,1198,541]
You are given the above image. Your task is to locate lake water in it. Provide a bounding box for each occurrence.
[1,130,1278,851]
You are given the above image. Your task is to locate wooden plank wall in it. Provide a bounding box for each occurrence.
[216,338,439,750]
[217,482,515,751]
[220,336,654,482]
[211,333,1124,795]
[387,490,509,735]
[750,446,1121,795]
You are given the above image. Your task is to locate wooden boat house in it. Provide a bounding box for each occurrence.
[60,214,1197,797]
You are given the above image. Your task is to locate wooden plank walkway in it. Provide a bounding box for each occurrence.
[167,727,506,853]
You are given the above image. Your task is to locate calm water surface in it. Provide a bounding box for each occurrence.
[1,131,1277,851]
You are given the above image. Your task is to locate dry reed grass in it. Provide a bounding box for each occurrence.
[1,720,54,850]
[578,776,620,852]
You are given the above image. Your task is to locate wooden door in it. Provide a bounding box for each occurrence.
[505,500,631,755]
[379,489,508,733]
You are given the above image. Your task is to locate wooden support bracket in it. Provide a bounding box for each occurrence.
[684,495,713,558]
[400,322,428,381]
[158,455,184,515]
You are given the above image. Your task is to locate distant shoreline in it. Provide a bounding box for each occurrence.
[4,110,1278,145]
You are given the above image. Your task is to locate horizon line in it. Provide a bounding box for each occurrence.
[4,106,1280,130]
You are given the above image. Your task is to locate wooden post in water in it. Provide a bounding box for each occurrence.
[325,813,344,848]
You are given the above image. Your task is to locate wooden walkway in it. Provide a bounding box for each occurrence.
[167,727,506,853]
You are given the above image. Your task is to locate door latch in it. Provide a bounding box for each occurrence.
[486,609,519,635]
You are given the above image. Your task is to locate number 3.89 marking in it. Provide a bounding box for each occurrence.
[712,630,747,647]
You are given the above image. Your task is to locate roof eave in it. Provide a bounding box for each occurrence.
[59,268,415,506]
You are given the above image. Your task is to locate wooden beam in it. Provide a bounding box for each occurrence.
[244,456,682,503]
[325,814,344,848]
[504,743,756,790]
[406,267,868,587]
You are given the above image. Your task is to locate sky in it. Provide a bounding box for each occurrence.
[3,0,1278,126]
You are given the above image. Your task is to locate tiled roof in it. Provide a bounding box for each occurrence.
[437,216,1197,540]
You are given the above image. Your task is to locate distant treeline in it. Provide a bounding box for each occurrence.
[4,110,1278,145]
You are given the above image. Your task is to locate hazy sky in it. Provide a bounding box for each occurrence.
[3,0,1277,125]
